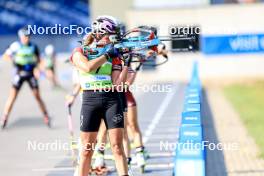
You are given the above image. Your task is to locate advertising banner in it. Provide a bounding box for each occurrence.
[202,34,264,54]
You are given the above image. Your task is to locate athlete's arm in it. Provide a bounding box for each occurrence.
[33,45,42,79]
[71,84,81,97]
[72,52,107,73]
[2,53,11,61]
[126,70,137,86]
[111,58,129,86]
[2,47,12,60]
[3,42,19,61]
[112,66,128,86]
[35,45,41,64]
[66,84,81,107]
[53,54,56,70]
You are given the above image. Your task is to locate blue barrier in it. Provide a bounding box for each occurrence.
[174,146,205,176]
[183,103,201,112]
[179,126,203,143]
[184,96,200,104]
[174,139,205,176]
[173,61,205,176]
[181,111,201,126]
[185,91,200,98]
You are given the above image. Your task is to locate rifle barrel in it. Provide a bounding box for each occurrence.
[159,36,195,41]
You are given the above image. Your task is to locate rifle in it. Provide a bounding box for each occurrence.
[82,27,195,67]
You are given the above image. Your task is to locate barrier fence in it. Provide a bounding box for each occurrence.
[173,62,206,176]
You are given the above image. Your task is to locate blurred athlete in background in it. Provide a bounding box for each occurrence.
[40,44,60,88]
[0,28,50,129]
[126,26,168,170]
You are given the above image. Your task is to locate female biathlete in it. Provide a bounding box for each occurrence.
[0,28,50,129]
[70,16,130,176]
[93,25,169,173]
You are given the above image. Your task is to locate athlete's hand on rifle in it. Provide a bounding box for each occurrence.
[123,54,133,67]
[104,45,119,59]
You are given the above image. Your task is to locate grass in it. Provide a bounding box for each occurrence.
[223,81,264,158]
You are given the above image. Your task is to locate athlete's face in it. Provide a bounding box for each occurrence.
[20,35,30,45]
[96,35,111,47]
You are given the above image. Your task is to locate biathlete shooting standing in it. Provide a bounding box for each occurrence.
[70,16,131,176]
[0,28,50,129]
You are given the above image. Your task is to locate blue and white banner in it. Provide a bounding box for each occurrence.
[201,34,264,54]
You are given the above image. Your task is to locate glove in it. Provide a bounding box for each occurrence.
[105,45,119,60]
[65,94,75,107]
[124,54,132,67]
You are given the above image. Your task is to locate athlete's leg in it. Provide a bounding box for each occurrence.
[126,90,144,148]
[1,87,19,128]
[104,92,128,175]
[1,73,23,128]
[108,128,128,175]
[127,103,146,169]
[46,69,59,87]
[127,105,143,148]
[31,88,48,116]
[93,120,107,168]
[31,87,51,126]
[127,123,133,141]
[2,87,19,117]
[78,90,103,175]
[97,119,107,150]
[123,112,131,159]
[28,75,49,117]
[79,131,98,176]
[118,92,131,161]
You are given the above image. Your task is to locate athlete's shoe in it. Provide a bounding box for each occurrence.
[93,152,105,168]
[143,149,150,159]
[127,157,134,176]
[128,167,134,176]
[127,157,132,166]
[43,115,51,128]
[136,151,146,173]
[1,116,8,129]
